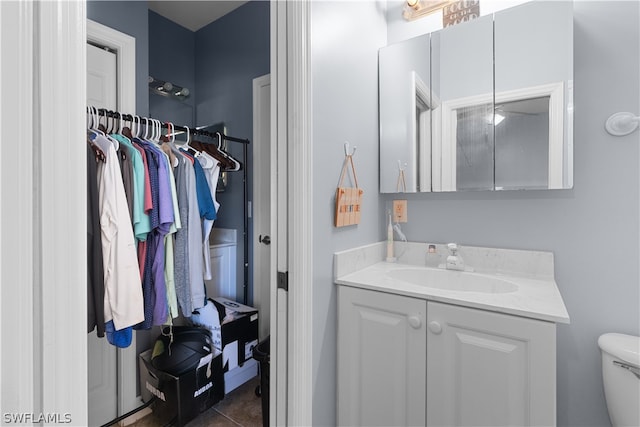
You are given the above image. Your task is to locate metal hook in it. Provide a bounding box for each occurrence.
[344,141,357,157]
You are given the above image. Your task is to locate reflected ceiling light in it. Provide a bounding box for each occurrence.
[403,0,452,21]
[487,112,505,126]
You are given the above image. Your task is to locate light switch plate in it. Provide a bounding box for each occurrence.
[393,200,408,223]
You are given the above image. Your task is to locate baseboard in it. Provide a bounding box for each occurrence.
[118,406,153,426]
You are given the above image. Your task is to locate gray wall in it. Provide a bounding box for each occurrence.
[195,1,270,303]
[149,10,196,127]
[380,2,638,426]
[311,1,387,425]
[87,1,149,116]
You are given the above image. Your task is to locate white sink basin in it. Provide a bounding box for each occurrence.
[386,268,518,294]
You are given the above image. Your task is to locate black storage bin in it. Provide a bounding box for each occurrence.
[139,326,224,426]
[252,336,270,427]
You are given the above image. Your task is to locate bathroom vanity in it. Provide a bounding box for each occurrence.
[335,242,569,427]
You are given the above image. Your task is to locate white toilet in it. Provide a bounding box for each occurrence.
[598,333,640,427]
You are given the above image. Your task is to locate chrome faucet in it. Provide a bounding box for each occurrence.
[446,243,466,271]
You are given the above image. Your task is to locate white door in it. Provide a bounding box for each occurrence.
[252,74,271,342]
[86,42,119,426]
[427,301,556,427]
[337,286,427,427]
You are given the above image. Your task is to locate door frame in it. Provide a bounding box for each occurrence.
[1,1,88,423]
[86,19,139,417]
[1,1,315,424]
[271,0,313,425]
[252,73,271,342]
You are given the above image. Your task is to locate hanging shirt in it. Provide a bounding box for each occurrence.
[117,145,135,224]
[133,139,177,328]
[130,141,152,242]
[192,153,217,221]
[197,151,221,280]
[134,140,161,329]
[111,133,145,241]
[91,132,144,331]
[180,149,207,311]
[158,148,180,321]
[87,143,105,337]
[171,148,193,316]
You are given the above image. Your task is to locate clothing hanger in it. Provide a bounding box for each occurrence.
[87,107,105,138]
[150,118,158,142]
[86,107,107,162]
[189,131,238,170]
[155,119,162,143]
[86,106,94,129]
[120,113,134,140]
[106,112,114,134]
[188,138,234,170]
[215,132,241,171]
[98,110,119,150]
[185,127,215,168]
[142,117,149,140]
[133,115,142,139]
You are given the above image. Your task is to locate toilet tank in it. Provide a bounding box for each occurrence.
[598,333,640,427]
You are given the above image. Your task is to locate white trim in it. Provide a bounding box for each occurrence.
[37,1,88,423]
[87,19,139,416]
[87,19,136,117]
[412,71,434,192]
[439,82,565,191]
[280,1,314,425]
[431,108,443,191]
[0,0,36,417]
[271,2,288,425]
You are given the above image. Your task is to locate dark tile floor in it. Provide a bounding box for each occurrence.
[125,377,263,427]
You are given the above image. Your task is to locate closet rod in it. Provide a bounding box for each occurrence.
[94,108,250,145]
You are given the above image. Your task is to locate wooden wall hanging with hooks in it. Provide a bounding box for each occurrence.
[335,142,364,227]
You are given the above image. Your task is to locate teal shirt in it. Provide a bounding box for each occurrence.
[111,133,150,241]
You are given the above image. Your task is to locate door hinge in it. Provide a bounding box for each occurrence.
[277,271,289,291]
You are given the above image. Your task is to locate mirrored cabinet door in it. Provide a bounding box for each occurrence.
[432,14,494,192]
[379,34,431,193]
[494,0,573,190]
[378,1,574,193]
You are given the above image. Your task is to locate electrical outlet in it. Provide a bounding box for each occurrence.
[393,200,408,223]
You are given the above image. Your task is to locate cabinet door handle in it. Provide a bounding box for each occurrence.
[408,316,422,329]
[428,321,442,334]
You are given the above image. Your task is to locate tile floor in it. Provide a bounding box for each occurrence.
[124,377,264,427]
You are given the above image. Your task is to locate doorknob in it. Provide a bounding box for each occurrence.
[259,235,271,245]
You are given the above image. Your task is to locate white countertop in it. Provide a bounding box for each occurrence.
[334,243,570,324]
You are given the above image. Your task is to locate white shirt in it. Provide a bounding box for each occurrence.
[93,132,145,330]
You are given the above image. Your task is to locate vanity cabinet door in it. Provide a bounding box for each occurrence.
[427,301,556,427]
[337,286,427,427]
